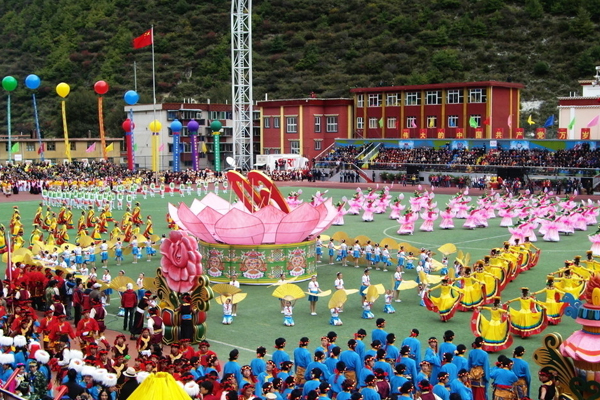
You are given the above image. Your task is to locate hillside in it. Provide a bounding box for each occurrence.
[0,0,598,139]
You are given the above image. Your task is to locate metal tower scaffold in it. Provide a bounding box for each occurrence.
[231,0,253,171]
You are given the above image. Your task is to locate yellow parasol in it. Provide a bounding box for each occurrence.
[212,283,242,296]
[272,283,305,301]
[328,290,347,309]
[215,293,247,305]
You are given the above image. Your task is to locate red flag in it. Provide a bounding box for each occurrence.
[483,117,491,125]
[133,29,153,49]
[37,143,44,154]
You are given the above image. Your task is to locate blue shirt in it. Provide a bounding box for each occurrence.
[450,379,473,400]
[272,350,290,369]
[511,357,531,396]
[490,367,518,387]
[339,350,362,375]
[355,340,366,362]
[294,347,312,372]
[303,379,321,397]
[433,383,450,400]
[452,355,468,375]
[401,336,422,366]
[361,387,380,400]
[441,363,458,382]
[385,344,400,362]
[397,356,418,384]
[251,358,266,375]
[438,342,457,359]
[390,375,408,394]
[304,361,331,381]
[372,329,388,346]
[468,348,490,385]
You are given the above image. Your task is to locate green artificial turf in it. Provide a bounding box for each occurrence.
[6,186,589,394]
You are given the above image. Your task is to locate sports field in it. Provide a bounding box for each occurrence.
[6,185,591,393]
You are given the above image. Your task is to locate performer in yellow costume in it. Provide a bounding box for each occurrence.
[55,224,70,245]
[0,225,6,254]
[454,267,486,311]
[121,208,132,229]
[143,216,153,237]
[12,216,23,237]
[33,204,43,226]
[473,262,499,300]
[471,296,512,352]
[532,276,566,325]
[506,287,547,338]
[110,223,123,241]
[77,212,87,232]
[29,225,43,246]
[424,278,463,321]
[131,202,143,225]
[86,206,95,228]
[90,217,102,242]
[552,263,586,299]
[64,207,74,229]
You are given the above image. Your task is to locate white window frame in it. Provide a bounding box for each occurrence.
[369,117,378,129]
[264,117,270,128]
[326,116,338,133]
[386,93,399,106]
[426,91,442,105]
[314,140,322,151]
[447,89,463,104]
[26,143,36,152]
[357,117,364,129]
[273,117,280,129]
[469,88,486,103]
[357,94,364,108]
[405,92,421,106]
[314,116,322,133]
[290,140,300,154]
[387,117,397,129]
[368,94,382,107]
[427,116,437,128]
[286,116,298,133]
[470,114,482,127]
[447,115,459,127]
[406,116,417,128]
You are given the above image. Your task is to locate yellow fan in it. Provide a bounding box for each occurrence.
[55,266,76,276]
[430,259,443,272]
[143,277,157,291]
[304,289,331,297]
[212,283,242,296]
[343,289,359,295]
[353,235,371,246]
[110,276,137,291]
[373,284,386,295]
[272,283,305,301]
[464,252,471,267]
[268,276,298,287]
[456,249,465,266]
[60,243,73,252]
[78,235,94,248]
[380,238,398,251]
[136,234,149,243]
[122,246,132,256]
[332,231,351,243]
[448,268,456,279]
[215,293,247,305]
[365,285,380,303]
[31,240,46,255]
[319,234,330,242]
[398,280,419,290]
[438,243,457,255]
[328,290,347,309]
[150,234,161,243]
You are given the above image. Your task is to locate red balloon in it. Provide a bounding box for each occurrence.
[122,119,135,132]
[94,80,109,95]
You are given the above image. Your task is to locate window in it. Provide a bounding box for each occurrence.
[405,92,421,106]
[447,89,463,104]
[369,117,378,129]
[326,116,338,132]
[386,93,399,106]
[47,142,56,151]
[447,115,459,127]
[70,142,76,151]
[469,88,486,103]
[357,94,364,107]
[286,116,298,133]
[26,143,35,152]
[182,143,191,153]
[357,117,364,129]
[387,117,397,129]
[273,117,280,129]
[314,141,322,151]
[426,116,437,128]
[272,148,281,154]
[166,111,178,121]
[426,91,442,105]
[406,116,417,128]
[314,116,321,133]
[368,94,382,107]
[264,117,270,128]
[290,141,300,154]
[264,148,270,155]
[470,114,482,127]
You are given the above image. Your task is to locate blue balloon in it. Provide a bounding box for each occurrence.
[171,119,183,133]
[124,90,139,105]
[25,74,41,90]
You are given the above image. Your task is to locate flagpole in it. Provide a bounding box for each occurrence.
[150,25,160,175]
[133,61,137,93]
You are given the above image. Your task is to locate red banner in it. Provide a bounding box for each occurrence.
[515,128,524,139]
[419,128,427,139]
[437,128,445,139]
[494,128,504,139]
[401,128,410,139]
[455,128,464,139]
[582,128,591,140]
[475,128,483,139]
[535,128,546,139]
[557,128,567,140]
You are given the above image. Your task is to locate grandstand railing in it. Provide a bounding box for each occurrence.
[314,161,600,177]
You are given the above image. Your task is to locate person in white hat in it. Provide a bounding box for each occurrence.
[118,367,139,400]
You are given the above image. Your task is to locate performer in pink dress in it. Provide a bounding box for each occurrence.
[332,201,348,226]
[389,197,405,220]
[362,200,376,222]
[419,210,438,232]
[348,193,363,215]
[397,211,416,235]
[439,207,455,229]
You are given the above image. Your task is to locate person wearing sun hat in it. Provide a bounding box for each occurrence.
[118,367,139,400]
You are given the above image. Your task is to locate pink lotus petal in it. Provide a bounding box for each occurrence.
[276,203,320,243]
[168,203,185,230]
[214,208,265,245]
[177,202,217,243]
[196,206,225,238]
[200,193,234,214]
[311,199,337,236]
[189,198,208,215]
[254,205,286,243]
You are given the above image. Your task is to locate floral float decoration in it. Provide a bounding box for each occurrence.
[156,230,214,344]
[534,273,600,400]
[169,170,337,284]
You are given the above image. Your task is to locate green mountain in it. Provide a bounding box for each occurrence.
[0,0,598,138]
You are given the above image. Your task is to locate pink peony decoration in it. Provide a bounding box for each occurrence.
[160,230,203,293]
[169,195,337,245]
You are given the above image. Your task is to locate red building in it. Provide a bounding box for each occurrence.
[350,81,523,139]
[257,98,354,160]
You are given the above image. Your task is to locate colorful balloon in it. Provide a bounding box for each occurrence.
[94,80,109,95]
[25,74,41,90]
[187,119,199,133]
[171,119,183,133]
[56,82,70,98]
[122,119,135,132]
[2,76,17,91]
[124,90,139,105]
[149,120,162,133]
[210,120,222,132]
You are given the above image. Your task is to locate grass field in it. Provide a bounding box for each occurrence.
[7,186,591,394]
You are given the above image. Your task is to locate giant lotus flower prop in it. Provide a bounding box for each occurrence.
[169,171,337,245]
